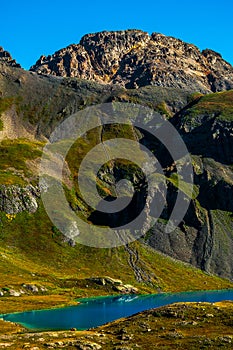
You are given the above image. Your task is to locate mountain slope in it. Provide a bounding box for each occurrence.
[30,30,233,92]
[0,33,233,302]
[146,90,233,279]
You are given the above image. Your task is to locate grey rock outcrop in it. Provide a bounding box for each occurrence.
[0,185,39,214]
[22,284,39,293]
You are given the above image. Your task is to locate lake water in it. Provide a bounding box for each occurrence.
[1,289,233,331]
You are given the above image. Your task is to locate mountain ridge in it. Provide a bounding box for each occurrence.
[29,29,233,92]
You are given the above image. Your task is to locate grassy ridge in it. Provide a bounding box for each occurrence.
[185,90,233,121]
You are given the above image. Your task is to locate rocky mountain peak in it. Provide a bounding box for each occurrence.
[79,29,150,55]
[30,30,233,92]
[80,29,150,46]
[0,47,21,68]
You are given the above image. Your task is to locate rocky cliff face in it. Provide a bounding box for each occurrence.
[30,30,233,92]
[146,91,233,280]
[147,161,233,280]
[0,47,21,68]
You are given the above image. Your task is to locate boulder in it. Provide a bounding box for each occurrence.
[75,342,102,350]
[9,289,21,297]
[22,284,39,293]
[104,277,123,285]
[114,284,138,294]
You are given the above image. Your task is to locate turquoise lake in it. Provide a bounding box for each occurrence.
[1,289,233,331]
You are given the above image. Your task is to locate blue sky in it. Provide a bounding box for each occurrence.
[1,0,233,69]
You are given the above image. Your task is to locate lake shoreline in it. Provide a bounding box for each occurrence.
[1,287,233,317]
[1,288,233,332]
[1,300,233,349]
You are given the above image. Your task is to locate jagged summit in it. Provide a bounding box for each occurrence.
[30,29,233,92]
[0,46,21,68]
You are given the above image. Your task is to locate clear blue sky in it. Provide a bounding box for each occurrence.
[1,0,233,69]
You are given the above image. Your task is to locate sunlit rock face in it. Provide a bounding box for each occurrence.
[31,30,233,92]
[0,47,21,68]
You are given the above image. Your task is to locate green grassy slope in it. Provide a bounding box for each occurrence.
[178,90,233,122]
[0,202,232,305]
[0,65,233,318]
